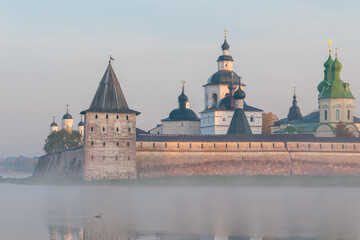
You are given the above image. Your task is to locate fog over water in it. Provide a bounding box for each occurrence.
[1,183,360,239]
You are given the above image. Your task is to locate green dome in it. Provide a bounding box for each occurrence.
[318,55,334,93]
[331,57,342,71]
[319,57,354,99]
[323,55,333,68]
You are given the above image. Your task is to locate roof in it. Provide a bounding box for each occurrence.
[136,133,360,143]
[205,70,246,86]
[50,122,58,127]
[77,121,84,126]
[62,113,73,120]
[136,128,148,135]
[287,94,302,120]
[81,62,140,115]
[273,122,320,134]
[202,96,263,112]
[273,111,319,126]
[217,55,234,62]
[162,108,200,122]
[227,108,252,134]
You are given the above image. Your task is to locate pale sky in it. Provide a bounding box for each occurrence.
[1,0,360,157]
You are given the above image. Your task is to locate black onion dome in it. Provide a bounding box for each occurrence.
[207,70,245,85]
[178,92,188,101]
[77,121,85,126]
[50,122,58,127]
[221,39,230,50]
[62,113,73,119]
[234,87,246,100]
[163,108,200,122]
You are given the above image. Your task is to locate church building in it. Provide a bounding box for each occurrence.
[149,83,200,135]
[200,36,263,135]
[271,44,360,137]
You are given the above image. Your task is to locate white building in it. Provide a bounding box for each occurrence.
[200,37,263,134]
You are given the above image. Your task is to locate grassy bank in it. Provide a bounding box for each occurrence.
[3,175,360,187]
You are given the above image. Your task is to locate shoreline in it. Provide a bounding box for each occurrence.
[3,175,360,187]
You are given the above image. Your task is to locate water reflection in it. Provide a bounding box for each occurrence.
[47,226,322,240]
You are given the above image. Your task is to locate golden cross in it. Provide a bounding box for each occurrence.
[224,30,227,39]
[66,104,69,113]
[335,48,338,57]
[328,40,332,51]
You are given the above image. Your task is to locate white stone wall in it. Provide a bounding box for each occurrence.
[149,125,163,135]
[162,120,201,135]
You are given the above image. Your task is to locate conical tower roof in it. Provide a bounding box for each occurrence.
[287,90,302,120]
[81,61,140,115]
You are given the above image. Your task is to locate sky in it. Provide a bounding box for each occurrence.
[1,0,360,157]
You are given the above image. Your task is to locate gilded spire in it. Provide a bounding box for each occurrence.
[328,40,332,56]
[224,30,227,39]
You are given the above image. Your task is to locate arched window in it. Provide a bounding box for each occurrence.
[250,116,255,122]
[336,109,340,121]
[347,110,351,120]
[324,110,328,120]
[212,93,218,107]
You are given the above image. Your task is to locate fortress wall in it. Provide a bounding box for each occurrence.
[136,141,360,178]
[33,147,84,179]
[136,141,291,178]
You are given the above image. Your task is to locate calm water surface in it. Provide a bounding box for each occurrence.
[1,183,360,239]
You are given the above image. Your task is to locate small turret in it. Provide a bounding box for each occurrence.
[50,116,58,133]
[77,115,85,137]
[318,41,334,93]
[227,79,252,134]
[287,88,302,120]
[62,104,73,133]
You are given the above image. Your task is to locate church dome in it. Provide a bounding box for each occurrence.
[164,108,199,121]
[234,87,246,100]
[77,121,84,126]
[331,57,342,71]
[207,70,244,85]
[221,39,230,50]
[63,113,73,119]
[178,91,188,101]
[50,122,58,127]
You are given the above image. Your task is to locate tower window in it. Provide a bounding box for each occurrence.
[91,141,94,146]
[95,115,98,119]
[103,127,105,132]
[128,128,131,132]
[116,127,119,132]
[127,142,130,146]
[117,141,119,146]
[103,142,106,146]
[91,155,94,160]
[250,116,255,122]
[212,93,218,107]
[91,127,93,131]
[324,110,328,120]
[106,114,108,119]
[126,115,129,120]
[116,115,119,119]
[336,109,340,121]
[347,110,351,120]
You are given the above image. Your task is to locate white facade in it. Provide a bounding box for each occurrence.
[62,119,73,133]
[50,125,58,133]
[200,110,262,135]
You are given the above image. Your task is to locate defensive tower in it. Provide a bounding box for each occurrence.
[81,59,140,180]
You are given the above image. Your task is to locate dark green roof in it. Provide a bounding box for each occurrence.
[227,108,252,134]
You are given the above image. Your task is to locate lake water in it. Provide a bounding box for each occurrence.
[1,183,360,240]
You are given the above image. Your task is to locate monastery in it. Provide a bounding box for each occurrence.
[33,37,360,181]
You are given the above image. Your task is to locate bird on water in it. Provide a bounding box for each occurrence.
[94,213,102,219]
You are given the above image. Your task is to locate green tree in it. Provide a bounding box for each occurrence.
[43,129,83,154]
[335,121,355,138]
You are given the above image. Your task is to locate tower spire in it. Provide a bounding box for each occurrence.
[181,80,186,93]
[53,115,56,123]
[66,104,69,114]
[224,30,227,40]
[328,40,332,56]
